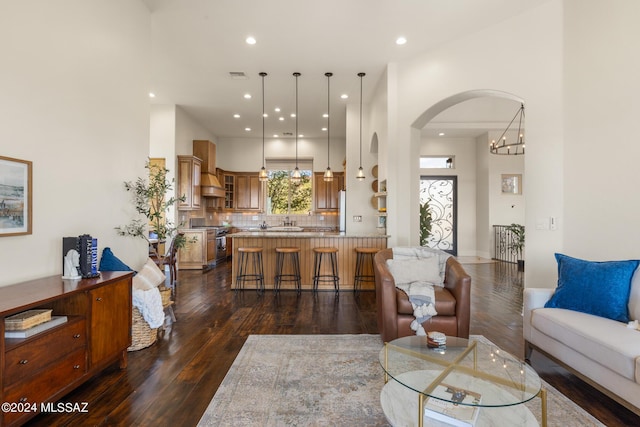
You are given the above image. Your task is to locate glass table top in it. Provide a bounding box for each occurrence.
[379,336,541,408]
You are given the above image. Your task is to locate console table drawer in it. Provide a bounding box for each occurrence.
[4,319,86,386]
[2,347,86,425]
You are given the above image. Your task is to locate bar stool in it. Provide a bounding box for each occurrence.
[236,247,264,293]
[274,247,302,294]
[312,247,339,293]
[354,247,379,294]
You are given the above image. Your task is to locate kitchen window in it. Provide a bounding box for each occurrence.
[265,159,313,214]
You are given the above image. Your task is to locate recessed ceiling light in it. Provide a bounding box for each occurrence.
[340,94,348,99]
[263,113,268,118]
[274,107,281,112]
[148,92,156,98]
[273,134,278,138]
[439,132,445,136]
[244,93,252,99]
[233,114,240,118]
[290,113,296,118]
[322,113,328,118]
[279,117,284,121]
[299,134,304,138]
[322,127,327,131]
[245,127,251,131]
[396,36,407,45]
[246,36,256,45]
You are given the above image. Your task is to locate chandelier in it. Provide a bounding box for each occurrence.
[490,103,525,155]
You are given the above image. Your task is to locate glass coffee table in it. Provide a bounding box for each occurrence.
[379,336,546,427]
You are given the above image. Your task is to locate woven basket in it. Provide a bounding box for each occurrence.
[158,286,173,307]
[127,307,157,352]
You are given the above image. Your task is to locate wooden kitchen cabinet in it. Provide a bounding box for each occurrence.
[235,173,262,211]
[177,155,202,210]
[314,172,344,211]
[177,230,207,269]
[0,272,132,427]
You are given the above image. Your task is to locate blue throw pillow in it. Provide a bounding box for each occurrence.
[99,247,133,272]
[544,253,639,322]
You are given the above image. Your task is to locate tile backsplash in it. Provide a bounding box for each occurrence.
[214,212,338,230]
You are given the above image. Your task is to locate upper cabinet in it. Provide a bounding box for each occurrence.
[314,172,344,212]
[177,155,202,210]
[207,169,261,212]
[235,173,262,211]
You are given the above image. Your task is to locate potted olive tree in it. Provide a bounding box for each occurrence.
[116,161,192,259]
[505,223,525,271]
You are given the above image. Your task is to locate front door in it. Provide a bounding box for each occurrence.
[419,176,457,255]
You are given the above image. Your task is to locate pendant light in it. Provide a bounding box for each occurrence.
[258,72,268,181]
[489,103,525,155]
[323,72,334,182]
[356,72,366,181]
[291,72,302,184]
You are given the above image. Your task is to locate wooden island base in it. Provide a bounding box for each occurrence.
[229,233,388,291]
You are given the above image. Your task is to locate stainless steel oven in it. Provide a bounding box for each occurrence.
[215,234,227,265]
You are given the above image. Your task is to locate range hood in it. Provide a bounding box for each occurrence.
[193,140,224,197]
[201,173,224,197]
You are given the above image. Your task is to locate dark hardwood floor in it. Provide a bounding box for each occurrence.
[26,260,639,426]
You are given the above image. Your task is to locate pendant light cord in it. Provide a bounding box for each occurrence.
[358,72,365,168]
[294,72,300,170]
[326,72,331,169]
[260,72,266,168]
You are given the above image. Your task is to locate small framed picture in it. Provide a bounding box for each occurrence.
[0,156,33,236]
[501,174,522,195]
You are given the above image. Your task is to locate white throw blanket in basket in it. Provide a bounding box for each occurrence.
[132,287,165,329]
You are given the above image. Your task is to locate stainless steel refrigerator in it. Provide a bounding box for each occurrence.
[338,190,346,232]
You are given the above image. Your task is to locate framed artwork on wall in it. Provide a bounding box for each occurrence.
[0,156,32,236]
[501,174,522,195]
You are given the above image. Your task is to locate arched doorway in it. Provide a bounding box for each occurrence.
[412,90,525,258]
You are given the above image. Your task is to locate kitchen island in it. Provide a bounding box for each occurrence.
[228,231,388,291]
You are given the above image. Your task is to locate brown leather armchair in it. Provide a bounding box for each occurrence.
[374,248,471,342]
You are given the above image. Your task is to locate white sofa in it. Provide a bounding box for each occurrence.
[524,269,640,416]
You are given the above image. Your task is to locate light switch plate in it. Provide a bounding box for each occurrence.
[353,215,362,222]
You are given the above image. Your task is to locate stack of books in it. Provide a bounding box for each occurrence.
[4,309,68,338]
[424,383,482,426]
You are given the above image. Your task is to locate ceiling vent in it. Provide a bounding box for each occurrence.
[229,72,248,80]
[282,132,293,136]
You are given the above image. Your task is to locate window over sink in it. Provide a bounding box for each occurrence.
[265,159,312,214]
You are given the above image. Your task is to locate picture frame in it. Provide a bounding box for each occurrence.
[501,174,522,195]
[0,156,32,236]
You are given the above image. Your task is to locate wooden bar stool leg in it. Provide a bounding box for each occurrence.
[294,252,301,294]
[313,252,320,293]
[235,251,245,292]
[330,252,339,294]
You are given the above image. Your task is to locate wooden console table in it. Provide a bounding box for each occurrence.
[0,272,133,426]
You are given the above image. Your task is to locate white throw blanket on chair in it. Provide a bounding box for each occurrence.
[394,281,437,336]
[389,247,452,336]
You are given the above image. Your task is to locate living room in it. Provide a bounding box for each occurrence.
[1,0,639,426]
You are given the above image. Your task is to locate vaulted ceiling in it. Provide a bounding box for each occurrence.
[144,0,543,140]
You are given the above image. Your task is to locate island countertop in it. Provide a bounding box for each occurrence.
[229,233,388,291]
[228,231,389,238]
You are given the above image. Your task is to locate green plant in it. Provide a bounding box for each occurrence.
[116,161,193,258]
[505,223,525,259]
[419,199,433,246]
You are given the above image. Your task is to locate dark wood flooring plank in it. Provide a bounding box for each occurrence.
[23,260,639,426]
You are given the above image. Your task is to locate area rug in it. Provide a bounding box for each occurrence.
[197,334,604,427]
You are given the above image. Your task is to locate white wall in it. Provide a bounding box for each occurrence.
[0,0,151,287]
[369,0,564,285]
[216,136,346,174]
[562,0,640,260]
